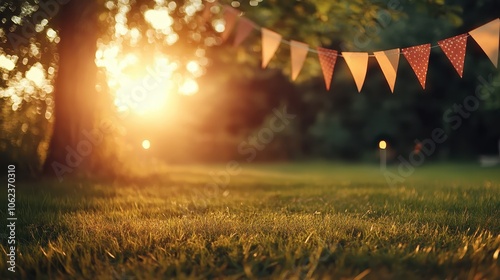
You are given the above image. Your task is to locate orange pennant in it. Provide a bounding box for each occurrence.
[469,18,500,67]
[316,48,338,91]
[261,28,282,68]
[233,18,254,47]
[342,52,369,92]
[438,34,468,77]
[402,44,431,89]
[290,41,309,80]
[221,6,238,42]
[374,48,400,93]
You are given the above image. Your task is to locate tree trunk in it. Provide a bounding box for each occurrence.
[43,0,100,179]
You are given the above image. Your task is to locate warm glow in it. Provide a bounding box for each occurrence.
[96,45,178,115]
[0,55,15,71]
[186,61,200,73]
[144,9,173,31]
[179,79,199,95]
[214,20,225,33]
[94,5,204,117]
[142,139,151,150]
[26,63,46,87]
[379,140,387,150]
[46,28,57,41]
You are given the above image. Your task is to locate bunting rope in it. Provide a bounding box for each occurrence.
[275,32,466,57]
[206,2,500,91]
[216,4,475,56]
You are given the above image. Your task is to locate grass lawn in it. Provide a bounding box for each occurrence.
[1,163,500,279]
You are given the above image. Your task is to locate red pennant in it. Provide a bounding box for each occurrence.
[402,44,431,89]
[233,18,254,47]
[316,48,338,90]
[221,6,238,42]
[438,34,468,77]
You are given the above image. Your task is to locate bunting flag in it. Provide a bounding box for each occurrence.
[290,41,309,81]
[468,18,500,67]
[402,44,431,89]
[261,28,282,68]
[233,17,254,47]
[438,34,468,77]
[317,48,338,91]
[221,6,238,42]
[207,5,498,93]
[374,48,400,93]
[343,52,369,92]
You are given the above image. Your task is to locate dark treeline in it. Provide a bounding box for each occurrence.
[0,0,499,176]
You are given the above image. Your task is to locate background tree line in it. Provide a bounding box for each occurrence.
[0,0,499,178]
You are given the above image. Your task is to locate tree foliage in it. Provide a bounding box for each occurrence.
[0,0,499,173]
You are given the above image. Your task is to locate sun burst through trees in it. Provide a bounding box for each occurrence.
[94,0,219,117]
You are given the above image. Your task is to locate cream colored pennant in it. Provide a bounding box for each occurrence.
[290,41,309,80]
[469,18,500,67]
[261,28,282,68]
[374,49,400,93]
[343,52,369,92]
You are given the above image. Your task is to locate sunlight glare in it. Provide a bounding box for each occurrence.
[145,9,173,31]
[25,63,46,87]
[179,78,199,95]
[46,28,58,41]
[186,61,200,73]
[214,20,225,33]
[186,60,203,76]
[111,55,177,115]
[0,55,15,71]
[142,139,151,150]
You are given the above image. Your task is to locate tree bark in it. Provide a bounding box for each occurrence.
[43,0,100,178]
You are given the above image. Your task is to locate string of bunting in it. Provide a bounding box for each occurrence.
[205,2,500,92]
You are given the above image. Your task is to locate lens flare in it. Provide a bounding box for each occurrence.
[142,139,151,150]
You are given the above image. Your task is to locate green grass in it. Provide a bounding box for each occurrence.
[1,163,500,279]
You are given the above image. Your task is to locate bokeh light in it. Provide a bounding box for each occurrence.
[379,140,387,150]
[142,139,151,150]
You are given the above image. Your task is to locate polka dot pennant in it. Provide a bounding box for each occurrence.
[438,34,468,78]
[316,47,338,90]
[402,44,431,90]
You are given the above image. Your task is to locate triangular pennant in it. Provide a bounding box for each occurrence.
[221,6,238,42]
[402,44,431,89]
[290,41,309,81]
[469,18,500,67]
[233,17,254,47]
[261,28,282,68]
[374,48,400,93]
[342,52,369,92]
[438,34,468,77]
[316,47,338,91]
